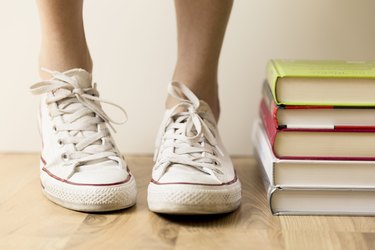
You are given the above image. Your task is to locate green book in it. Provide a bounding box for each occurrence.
[267,59,375,106]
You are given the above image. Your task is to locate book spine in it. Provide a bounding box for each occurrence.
[252,120,277,186]
[266,60,282,105]
[259,99,279,156]
[260,98,279,127]
[254,150,278,216]
[262,80,286,127]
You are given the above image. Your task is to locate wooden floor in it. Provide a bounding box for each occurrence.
[1,154,375,250]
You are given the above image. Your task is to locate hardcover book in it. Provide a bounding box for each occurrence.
[261,82,375,129]
[267,59,375,106]
[261,174,375,216]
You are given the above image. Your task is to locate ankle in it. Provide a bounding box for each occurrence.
[39,42,93,80]
[166,81,221,122]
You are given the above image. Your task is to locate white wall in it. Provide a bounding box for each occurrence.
[1,0,375,155]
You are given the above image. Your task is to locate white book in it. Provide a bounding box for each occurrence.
[264,187,375,216]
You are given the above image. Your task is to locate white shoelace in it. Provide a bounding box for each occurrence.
[154,82,224,176]
[30,68,127,167]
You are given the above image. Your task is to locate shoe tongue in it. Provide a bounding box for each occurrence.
[62,68,92,88]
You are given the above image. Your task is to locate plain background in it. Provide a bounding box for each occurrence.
[1,0,375,155]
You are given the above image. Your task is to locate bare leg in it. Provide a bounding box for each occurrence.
[36,0,92,79]
[170,0,234,121]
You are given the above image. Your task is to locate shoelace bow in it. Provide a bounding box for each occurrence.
[154,82,224,176]
[30,68,127,167]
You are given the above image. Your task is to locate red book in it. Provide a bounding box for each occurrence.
[259,94,375,160]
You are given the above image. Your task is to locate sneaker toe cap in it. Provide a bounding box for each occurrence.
[157,164,221,185]
[68,164,131,185]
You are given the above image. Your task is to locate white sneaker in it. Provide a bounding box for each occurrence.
[148,82,241,214]
[30,68,137,212]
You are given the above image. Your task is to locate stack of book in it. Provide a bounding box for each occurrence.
[253,60,375,215]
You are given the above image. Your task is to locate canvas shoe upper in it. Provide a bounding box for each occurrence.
[30,68,137,212]
[148,82,241,214]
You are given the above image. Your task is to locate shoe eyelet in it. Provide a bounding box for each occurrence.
[52,125,57,133]
[61,153,69,161]
[57,139,64,147]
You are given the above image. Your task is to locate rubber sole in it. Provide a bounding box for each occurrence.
[147,180,241,214]
[41,172,137,212]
